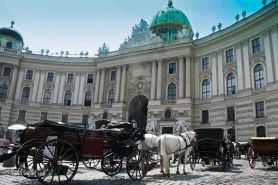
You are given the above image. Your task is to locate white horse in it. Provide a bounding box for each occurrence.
[175,120,188,134]
[158,131,196,177]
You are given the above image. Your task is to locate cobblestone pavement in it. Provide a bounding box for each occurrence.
[0,159,278,185]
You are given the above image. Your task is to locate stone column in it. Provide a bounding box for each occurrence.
[156,60,163,100]
[120,65,127,102]
[217,51,224,95]
[242,40,251,89]
[211,53,217,96]
[263,31,274,83]
[78,73,85,104]
[53,72,60,103]
[150,61,157,100]
[185,56,191,98]
[36,71,45,102]
[115,66,122,102]
[178,56,184,98]
[15,69,24,100]
[98,69,105,104]
[94,70,101,104]
[73,73,80,104]
[236,43,244,91]
[8,65,18,99]
[31,70,40,102]
[57,75,65,104]
[271,26,278,81]
[194,58,200,99]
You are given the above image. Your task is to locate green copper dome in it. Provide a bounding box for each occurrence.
[0,21,24,50]
[150,0,193,42]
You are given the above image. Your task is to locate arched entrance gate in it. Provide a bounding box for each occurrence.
[128,95,148,129]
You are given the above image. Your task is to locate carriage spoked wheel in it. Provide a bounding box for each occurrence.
[189,149,197,171]
[15,139,45,179]
[101,150,123,176]
[247,147,256,169]
[82,158,100,169]
[33,139,79,185]
[126,150,149,180]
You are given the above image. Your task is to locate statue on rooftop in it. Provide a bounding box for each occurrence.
[98,43,109,57]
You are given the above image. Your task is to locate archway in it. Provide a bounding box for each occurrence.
[128,95,148,129]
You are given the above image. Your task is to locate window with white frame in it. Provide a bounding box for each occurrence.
[87,74,94,83]
[67,73,74,83]
[254,64,265,89]
[202,110,209,124]
[202,79,211,99]
[165,109,172,119]
[226,49,234,63]
[108,89,115,104]
[227,106,235,122]
[43,89,52,104]
[61,114,68,123]
[64,90,72,105]
[40,112,48,121]
[26,70,33,80]
[84,91,92,106]
[202,57,209,70]
[18,110,26,121]
[256,126,266,137]
[0,84,8,100]
[227,73,236,95]
[110,71,116,81]
[252,37,261,54]
[167,83,176,100]
[169,63,176,74]
[21,87,31,104]
[3,67,12,77]
[47,72,55,82]
[255,101,265,118]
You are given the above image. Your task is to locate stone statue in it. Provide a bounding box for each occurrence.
[146,119,157,134]
[98,43,109,57]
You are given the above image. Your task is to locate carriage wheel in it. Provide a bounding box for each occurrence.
[126,150,148,180]
[101,150,123,176]
[15,139,44,179]
[82,158,100,169]
[189,149,197,171]
[34,139,79,185]
[247,147,256,169]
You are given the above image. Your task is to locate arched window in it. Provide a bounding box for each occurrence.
[254,64,265,89]
[167,83,176,100]
[84,91,92,106]
[165,109,172,119]
[64,90,72,105]
[6,42,12,49]
[256,126,266,137]
[202,79,211,99]
[43,89,52,104]
[227,73,236,95]
[0,84,9,100]
[21,87,31,104]
[108,89,115,105]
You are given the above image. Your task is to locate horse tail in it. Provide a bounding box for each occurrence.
[158,134,169,175]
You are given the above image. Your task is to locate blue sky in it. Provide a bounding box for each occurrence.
[0,0,265,56]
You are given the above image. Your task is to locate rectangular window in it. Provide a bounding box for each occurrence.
[82,114,89,125]
[169,63,176,74]
[67,73,74,83]
[226,49,233,63]
[87,74,94,83]
[3,67,12,77]
[202,57,209,70]
[162,127,173,134]
[26,70,33,80]
[18,110,26,121]
[47,72,55,82]
[252,37,261,54]
[110,71,116,81]
[202,110,209,124]
[227,106,235,122]
[0,107,2,117]
[40,112,48,121]
[255,101,265,118]
[61,114,68,123]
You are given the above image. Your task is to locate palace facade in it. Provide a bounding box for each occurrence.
[0,1,278,141]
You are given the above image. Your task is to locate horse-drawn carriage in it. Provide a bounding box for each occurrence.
[15,119,148,184]
[190,128,233,171]
[247,137,278,169]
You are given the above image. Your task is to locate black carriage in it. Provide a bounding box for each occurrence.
[16,119,147,185]
[247,137,278,169]
[190,128,233,171]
